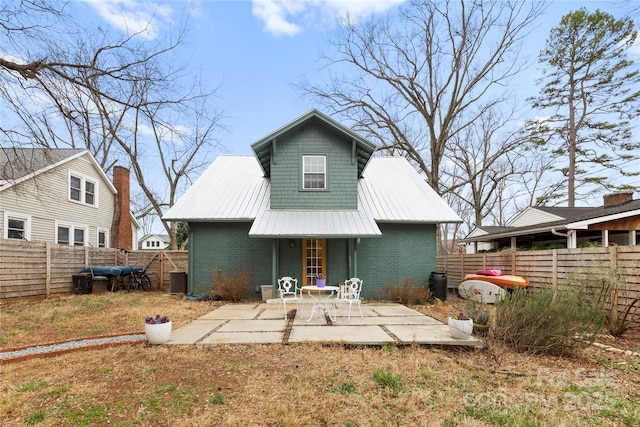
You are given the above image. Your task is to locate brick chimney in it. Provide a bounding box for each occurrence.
[603,192,633,208]
[111,166,132,250]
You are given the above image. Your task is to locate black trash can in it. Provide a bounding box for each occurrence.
[72,274,92,294]
[170,270,187,294]
[429,271,447,301]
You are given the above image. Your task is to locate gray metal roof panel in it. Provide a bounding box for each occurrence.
[163,155,462,225]
[249,209,382,237]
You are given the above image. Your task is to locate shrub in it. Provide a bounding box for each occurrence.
[211,269,254,302]
[382,278,431,305]
[565,267,639,338]
[493,287,605,356]
[465,301,491,325]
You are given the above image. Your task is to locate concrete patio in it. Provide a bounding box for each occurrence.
[166,301,481,347]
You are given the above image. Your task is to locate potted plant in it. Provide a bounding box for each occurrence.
[315,273,326,288]
[145,314,172,344]
[448,312,473,339]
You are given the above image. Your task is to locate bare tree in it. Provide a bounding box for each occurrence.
[301,0,547,196]
[1,1,224,248]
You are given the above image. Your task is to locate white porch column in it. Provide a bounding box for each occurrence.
[510,236,516,250]
[630,230,637,246]
[602,230,609,247]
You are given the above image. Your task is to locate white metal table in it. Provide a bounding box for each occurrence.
[301,285,339,322]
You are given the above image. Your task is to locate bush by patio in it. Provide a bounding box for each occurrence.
[493,287,605,356]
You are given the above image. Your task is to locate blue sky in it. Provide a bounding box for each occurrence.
[78,0,639,157]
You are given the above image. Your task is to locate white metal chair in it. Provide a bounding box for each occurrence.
[277,277,303,319]
[333,278,363,321]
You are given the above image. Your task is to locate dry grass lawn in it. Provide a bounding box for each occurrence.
[1,292,639,426]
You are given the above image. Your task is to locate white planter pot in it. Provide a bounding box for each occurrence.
[448,317,473,339]
[145,321,172,344]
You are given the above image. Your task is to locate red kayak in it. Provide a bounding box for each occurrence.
[462,273,529,289]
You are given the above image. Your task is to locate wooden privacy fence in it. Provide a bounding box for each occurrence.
[0,239,188,301]
[437,245,640,323]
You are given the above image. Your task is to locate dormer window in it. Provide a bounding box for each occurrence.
[303,155,326,190]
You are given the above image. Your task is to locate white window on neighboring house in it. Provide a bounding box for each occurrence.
[74,228,85,246]
[57,226,70,245]
[69,171,98,206]
[146,241,151,248]
[98,230,107,248]
[70,175,82,202]
[85,181,95,205]
[302,155,326,190]
[55,222,88,246]
[4,213,31,240]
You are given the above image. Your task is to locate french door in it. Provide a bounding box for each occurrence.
[302,239,326,286]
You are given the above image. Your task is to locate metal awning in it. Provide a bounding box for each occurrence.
[248,209,382,237]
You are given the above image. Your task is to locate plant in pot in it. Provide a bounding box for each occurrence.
[145,314,172,344]
[315,273,326,288]
[448,312,473,339]
[466,302,491,335]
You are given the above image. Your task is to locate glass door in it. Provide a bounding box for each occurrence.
[302,239,326,286]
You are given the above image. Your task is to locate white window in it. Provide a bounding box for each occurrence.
[55,221,88,246]
[146,241,151,248]
[57,226,70,245]
[74,228,85,246]
[69,171,98,206]
[4,213,31,240]
[97,229,107,248]
[303,155,326,190]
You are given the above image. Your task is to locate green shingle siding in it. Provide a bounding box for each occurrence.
[270,122,358,210]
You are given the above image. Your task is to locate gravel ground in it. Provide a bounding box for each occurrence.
[0,334,146,361]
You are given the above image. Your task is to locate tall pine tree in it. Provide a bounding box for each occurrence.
[529,8,639,207]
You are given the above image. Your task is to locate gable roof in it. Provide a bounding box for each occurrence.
[163,155,462,235]
[250,109,377,179]
[0,148,117,194]
[463,199,640,242]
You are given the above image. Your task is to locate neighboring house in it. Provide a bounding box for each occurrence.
[163,110,461,298]
[139,233,170,250]
[463,193,640,253]
[0,148,140,249]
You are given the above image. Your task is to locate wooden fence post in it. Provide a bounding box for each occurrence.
[45,242,51,299]
[552,249,558,301]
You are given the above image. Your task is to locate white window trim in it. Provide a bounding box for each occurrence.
[3,212,32,240]
[302,155,327,190]
[55,220,89,246]
[68,170,99,207]
[97,228,109,248]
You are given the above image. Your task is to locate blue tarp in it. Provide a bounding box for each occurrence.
[80,266,144,277]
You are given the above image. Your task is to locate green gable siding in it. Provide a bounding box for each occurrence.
[270,122,358,210]
[356,223,438,299]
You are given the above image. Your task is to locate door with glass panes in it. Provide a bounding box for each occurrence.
[302,239,326,286]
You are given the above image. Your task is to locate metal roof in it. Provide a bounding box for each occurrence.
[249,209,381,237]
[250,109,377,179]
[163,155,462,231]
[163,155,269,221]
[359,157,462,223]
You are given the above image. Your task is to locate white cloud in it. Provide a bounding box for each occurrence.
[85,0,174,40]
[252,0,406,37]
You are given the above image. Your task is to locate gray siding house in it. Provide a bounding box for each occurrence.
[163,110,461,298]
[0,148,140,249]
